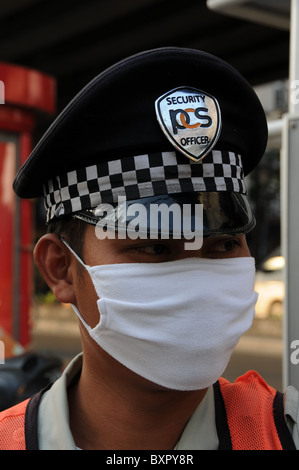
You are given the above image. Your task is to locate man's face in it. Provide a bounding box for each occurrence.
[34,222,253,390]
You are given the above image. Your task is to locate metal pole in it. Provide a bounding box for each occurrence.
[281,0,299,389]
[289,0,299,115]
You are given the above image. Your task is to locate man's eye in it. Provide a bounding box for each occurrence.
[134,244,170,255]
[212,238,240,253]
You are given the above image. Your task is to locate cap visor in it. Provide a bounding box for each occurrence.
[72,192,255,241]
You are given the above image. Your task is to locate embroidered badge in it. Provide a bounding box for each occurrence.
[155,86,221,163]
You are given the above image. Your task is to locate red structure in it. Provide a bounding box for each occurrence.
[0,62,56,347]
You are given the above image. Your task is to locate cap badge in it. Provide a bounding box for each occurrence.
[155,86,221,163]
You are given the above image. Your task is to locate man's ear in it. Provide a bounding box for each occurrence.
[33,233,77,305]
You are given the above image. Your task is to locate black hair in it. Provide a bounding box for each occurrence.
[47,216,87,258]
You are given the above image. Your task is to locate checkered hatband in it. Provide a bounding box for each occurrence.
[43,150,246,222]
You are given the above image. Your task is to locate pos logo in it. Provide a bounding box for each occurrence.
[155,86,221,163]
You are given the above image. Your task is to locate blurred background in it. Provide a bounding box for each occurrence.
[0,1,293,404]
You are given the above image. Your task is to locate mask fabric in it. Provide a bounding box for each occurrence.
[64,241,258,391]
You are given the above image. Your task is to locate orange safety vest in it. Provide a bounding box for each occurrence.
[0,370,296,450]
[214,370,296,450]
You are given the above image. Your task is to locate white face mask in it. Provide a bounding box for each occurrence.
[63,240,258,391]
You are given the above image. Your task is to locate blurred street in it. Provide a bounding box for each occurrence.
[29,303,82,367]
[224,317,283,391]
[29,303,284,391]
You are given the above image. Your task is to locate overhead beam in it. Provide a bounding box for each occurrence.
[28,5,281,80]
[0,0,164,60]
[0,0,45,20]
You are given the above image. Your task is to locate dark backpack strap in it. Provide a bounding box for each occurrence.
[273,391,296,450]
[24,385,52,450]
[213,380,232,450]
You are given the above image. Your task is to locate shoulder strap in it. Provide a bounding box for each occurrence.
[272,391,296,450]
[213,380,232,450]
[24,387,48,450]
[213,371,296,450]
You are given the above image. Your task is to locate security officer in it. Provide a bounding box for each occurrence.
[1,47,298,450]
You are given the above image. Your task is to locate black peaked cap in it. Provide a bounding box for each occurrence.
[13,47,268,199]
